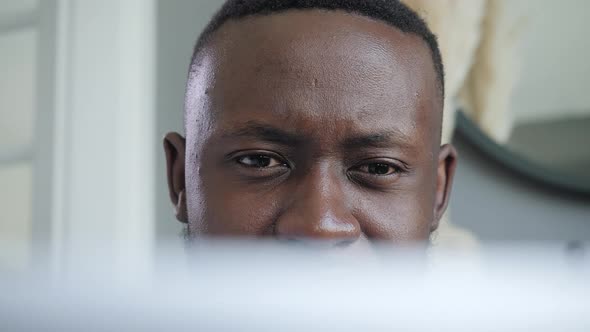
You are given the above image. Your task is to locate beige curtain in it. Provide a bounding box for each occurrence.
[401,0,525,248]
[459,1,525,143]
[403,0,524,144]
[402,0,487,144]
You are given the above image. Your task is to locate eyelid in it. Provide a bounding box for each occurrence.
[351,157,410,173]
[238,155,284,168]
[355,163,399,175]
[346,158,410,190]
[226,150,292,168]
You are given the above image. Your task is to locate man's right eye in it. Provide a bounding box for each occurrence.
[236,154,286,168]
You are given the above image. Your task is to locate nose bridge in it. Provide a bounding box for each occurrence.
[275,163,361,244]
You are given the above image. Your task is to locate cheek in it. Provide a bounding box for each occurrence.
[199,174,282,235]
[186,138,284,235]
[352,183,435,241]
[185,165,207,234]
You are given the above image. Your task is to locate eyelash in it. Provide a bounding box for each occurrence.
[232,152,406,180]
[235,154,289,169]
[352,162,403,176]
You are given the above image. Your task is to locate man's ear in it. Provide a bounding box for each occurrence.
[432,144,458,232]
[163,132,188,223]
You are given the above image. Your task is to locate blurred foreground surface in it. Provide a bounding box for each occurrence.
[1,241,589,332]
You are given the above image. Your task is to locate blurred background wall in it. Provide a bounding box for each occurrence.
[452,133,590,241]
[451,0,590,241]
[508,0,590,124]
[1,0,156,270]
[0,0,39,268]
[1,0,589,270]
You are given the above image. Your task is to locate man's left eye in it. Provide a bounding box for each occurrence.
[355,163,399,176]
[236,155,285,168]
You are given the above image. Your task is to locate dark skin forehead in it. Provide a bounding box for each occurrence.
[188,10,442,145]
[182,10,444,241]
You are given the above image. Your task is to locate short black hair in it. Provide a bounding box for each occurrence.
[191,0,445,98]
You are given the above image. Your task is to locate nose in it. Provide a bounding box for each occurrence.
[274,165,361,246]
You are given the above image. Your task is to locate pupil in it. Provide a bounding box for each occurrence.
[369,163,390,175]
[254,155,271,167]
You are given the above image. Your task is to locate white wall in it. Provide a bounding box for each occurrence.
[0,5,38,270]
[1,0,158,271]
[508,0,590,124]
[0,0,37,17]
[0,163,32,269]
[47,0,157,272]
[0,28,36,150]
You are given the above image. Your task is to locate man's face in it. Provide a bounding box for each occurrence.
[165,10,457,246]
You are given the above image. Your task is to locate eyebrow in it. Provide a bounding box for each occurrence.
[221,121,305,146]
[342,130,415,150]
[222,122,415,150]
